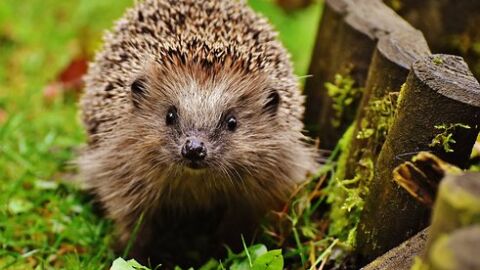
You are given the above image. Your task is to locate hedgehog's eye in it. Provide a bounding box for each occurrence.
[226,116,237,131]
[166,106,178,126]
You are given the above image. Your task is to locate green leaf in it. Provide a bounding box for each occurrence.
[248,244,268,260]
[230,260,251,270]
[229,244,269,270]
[251,250,283,270]
[110,258,132,270]
[110,257,151,270]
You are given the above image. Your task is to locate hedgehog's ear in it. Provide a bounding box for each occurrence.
[131,78,147,108]
[263,89,280,116]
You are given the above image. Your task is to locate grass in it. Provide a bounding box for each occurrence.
[0,0,322,269]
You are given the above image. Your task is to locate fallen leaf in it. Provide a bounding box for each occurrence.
[43,56,88,102]
[58,57,88,85]
[393,152,461,207]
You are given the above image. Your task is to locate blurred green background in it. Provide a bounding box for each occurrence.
[0,0,321,268]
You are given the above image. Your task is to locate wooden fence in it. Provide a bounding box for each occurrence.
[303,0,480,268]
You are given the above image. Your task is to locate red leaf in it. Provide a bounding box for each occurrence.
[43,56,89,102]
[58,57,88,86]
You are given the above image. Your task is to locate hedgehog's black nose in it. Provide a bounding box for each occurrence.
[181,138,207,161]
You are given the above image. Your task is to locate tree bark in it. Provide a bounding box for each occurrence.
[356,54,480,265]
[303,0,414,149]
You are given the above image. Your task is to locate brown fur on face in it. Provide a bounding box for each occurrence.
[78,0,317,266]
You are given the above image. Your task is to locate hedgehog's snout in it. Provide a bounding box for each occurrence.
[181,137,207,166]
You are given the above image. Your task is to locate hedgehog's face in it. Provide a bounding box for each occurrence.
[129,63,290,180]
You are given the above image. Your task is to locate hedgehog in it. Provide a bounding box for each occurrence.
[77,0,317,266]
